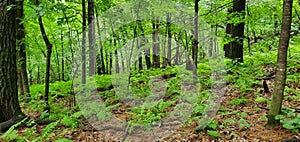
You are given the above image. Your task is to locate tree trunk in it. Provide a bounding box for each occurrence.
[0,0,24,123]
[88,0,96,76]
[82,0,87,84]
[267,0,293,128]
[224,0,245,62]
[109,53,113,75]
[166,13,172,66]
[16,0,30,96]
[114,39,120,74]
[61,31,65,81]
[35,0,52,112]
[192,0,199,68]
[152,16,160,68]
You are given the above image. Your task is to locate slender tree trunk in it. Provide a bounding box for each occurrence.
[88,0,96,76]
[192,0,199,68]
[61,31,65,81]
[267,0,293,128]
[152,17,160,68]
[109,53,112,75]
[0,0,25,123]
[35,0,52,112]
[114,39,120,73]
[82,0,87,84]
[37,66,40,84]
[166,13,172,66]
[224,0,245,62]
[16,0,30,96]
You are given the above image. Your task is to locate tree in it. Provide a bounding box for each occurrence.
[192,0,199,68]
[267,0,293,128]
[224,0,246,62]
[16,0,30,96]
[152,16,160,68]
[88,0,96,76]
[82,0,87,84]
[35,0,53,112]
[0,0,26,130]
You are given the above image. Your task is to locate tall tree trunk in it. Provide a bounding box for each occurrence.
[152,17,160,68]
[224,0,245,62]
[88,0,96,76]
[61,31,65,81]
[109,53,112,75]
[192,0,199,68]
[267,0,293,128]
[0,0,25,124]
[82,0,87,84]
[114,39,120,74]
[166,13,172,66]
[16,0,30,96]
[35,0,52,112]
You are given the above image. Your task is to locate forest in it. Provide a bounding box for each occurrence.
[0,0,300,141]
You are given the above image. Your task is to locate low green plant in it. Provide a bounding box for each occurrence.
[229,97,248,105]
[0,117,28,141]
[275,108,300,133]
[207,130,220,138]
[255,96,270,104]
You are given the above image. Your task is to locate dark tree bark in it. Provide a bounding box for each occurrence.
[82,0,87,84]
[152,17,160,68]
[166,13,172,66]
[88,0,96,76]
[267,0,293,128]
[35,0,52,112]
[224,0,246,62]
[109,53,113,75]
[16,0,30,96]
[114,38,120,74]
[0,0,25,124]
[192,0,199,68]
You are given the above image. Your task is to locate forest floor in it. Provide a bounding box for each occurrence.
[2,80,297,142]
[1,67,299,142]
[70,86,299,141]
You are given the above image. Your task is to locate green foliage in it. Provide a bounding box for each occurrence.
[61,111,82,130]
[95,75,112,89]
[39,121,59,141]
[229,97,248,105]
[255,96,270,104]
[55,138,73,142]
[207,130,220,139]
[0,117,28,141]
[206,121,219,130]
[128,101,173,127]
[275,108,300,133]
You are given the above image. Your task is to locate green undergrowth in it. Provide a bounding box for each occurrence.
[4,45,300,141]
